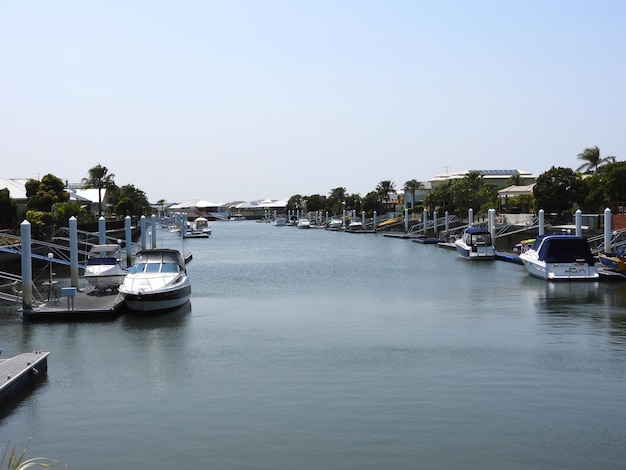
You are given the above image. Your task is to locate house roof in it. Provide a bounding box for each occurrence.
[0,177,29,200]
[497,184,535,197]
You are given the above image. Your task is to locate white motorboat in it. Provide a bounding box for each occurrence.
[327,218,343,230]
[118,248,191,313]
[183,217,211,238]
[274,217,287,226]
[296,218,311,229]
[345,220,364,232]
[84,244,127,291]
[518,234,598,281]
[454,227,496,260]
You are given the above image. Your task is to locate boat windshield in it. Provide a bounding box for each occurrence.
[129,263,146,274]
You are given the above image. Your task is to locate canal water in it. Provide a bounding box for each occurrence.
[1,221,626,469]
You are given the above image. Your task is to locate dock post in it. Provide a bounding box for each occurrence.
[488,208,496,244]
[69,216,79,287]
[604,208,611,253]
[151,214,157,248]
[421,209,426,234]
[20,220,33,311]
[342,210,346,227]
[445,211,449,233]
[373,211,377,232]
[99,217,106,245]
[362,211,365,228]
[539,209,545,236]
[468,208,474,227]
[125,216,132,267]
[140,216,147,250]
[575,209,582,237]
[433,211,438,237]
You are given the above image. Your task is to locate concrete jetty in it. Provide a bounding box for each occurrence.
[22,287,125,322]
[0,351,49,404]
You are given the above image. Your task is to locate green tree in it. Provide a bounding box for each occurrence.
[286,195,304,212]
[0,188,18,229]
[305,194,326,212]
[327,187,347,215]
[601,161,626,204]
[505,173,526,186]
[423,181,452,214]
[114,184,151,217]
[375,180,396,213]
[403,179,424,212]
[361,191,381,216]
[449,171,483,216]
[82,164,116,216]
[533,166,587,220]
[576,146,616,174]
[25,174,69,212]
[53,201,92,226]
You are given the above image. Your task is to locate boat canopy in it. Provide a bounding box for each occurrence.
[534,235,595,265]
[134,249,185,268]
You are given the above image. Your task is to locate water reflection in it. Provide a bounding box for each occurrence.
[527,278,626,347]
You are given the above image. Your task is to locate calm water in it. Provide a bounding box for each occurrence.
[2,221,626,469]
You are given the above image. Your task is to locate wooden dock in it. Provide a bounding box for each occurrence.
[22,287,125,322]
[0,351,49,404]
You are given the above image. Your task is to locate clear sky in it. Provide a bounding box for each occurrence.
[2,1,625,204]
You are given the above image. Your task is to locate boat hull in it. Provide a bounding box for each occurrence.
[122,284,191,313]
[520,258,598,281]
[454,241,496,260]
[519,235,598,281]
[85,273,126,290]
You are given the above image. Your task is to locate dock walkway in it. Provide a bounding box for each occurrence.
[22,287,124,322]
[0,351,49,403]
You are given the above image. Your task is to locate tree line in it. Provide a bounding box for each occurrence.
[0,164,152,235]
[284,146,625,223]
[1,146,623,232]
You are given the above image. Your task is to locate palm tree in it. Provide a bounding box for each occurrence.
[576,146,616,173]
[376,180,396,212]
[403,179,424,212]
[82,164,115,216]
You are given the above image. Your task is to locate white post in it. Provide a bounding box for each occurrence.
[20,220,32,311]
[433,211,438,237]
[140,215,147,250]
[125,216,132,267]
[468,208,474,227]
[604,208,612,253]
[151,214,157,248]
[373,211,377,232]
[422,209,427,234]
[99,216,106,245]
[445,211,449,233]
[488,208,496,245]
[575,209,582,237]
[538,209,545,236]
[69,216,79,287]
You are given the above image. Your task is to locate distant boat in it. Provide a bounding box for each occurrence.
[296,219,311,229]
[84,244,127,291]
[345,221,364,232]
[274,217,287,226]
[230,214,247,221]
[598,250,626,272]
[183,217,211,238]
[454,228,496,260]
[518,234,598,281]
[118,248,191,313]
[327,218,343,230]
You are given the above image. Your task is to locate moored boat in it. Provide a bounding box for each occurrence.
[454,228,496,260]
[84,244,127,291]
[118,248,191,313]
[296,218,311,229]
[598,250,626,272]
[518,234,598,281]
